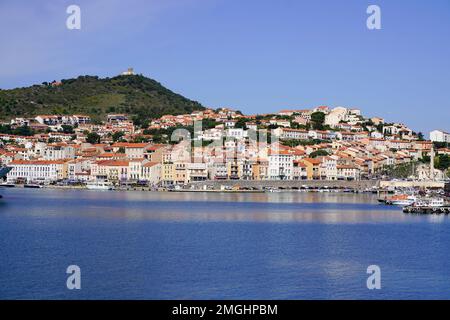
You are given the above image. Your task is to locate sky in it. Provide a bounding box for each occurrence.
[0,0,449,135]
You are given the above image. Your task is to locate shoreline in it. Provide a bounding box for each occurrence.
[0,183,388,194]
[1,179,447,195]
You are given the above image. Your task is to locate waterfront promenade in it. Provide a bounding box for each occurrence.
[2,179,446,193]
[189,179,378,190]
[189,179,445,190]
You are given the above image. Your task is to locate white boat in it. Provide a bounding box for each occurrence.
[429,198,445,207]
[86,181,113,190]
[391,195,417,206]
[414,197,445,208]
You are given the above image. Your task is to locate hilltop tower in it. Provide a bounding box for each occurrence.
[121,68,135,76]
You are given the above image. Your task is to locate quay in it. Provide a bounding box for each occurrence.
[169,189,265,193]
[403,206,450,215]
[189,179,379,191]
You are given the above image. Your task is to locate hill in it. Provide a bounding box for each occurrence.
[0,74,204,124]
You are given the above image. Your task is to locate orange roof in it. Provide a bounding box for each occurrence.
[290,149,306,156]
[112,142,148,148]
[303,158,321,165]
[146,144,167,151]
[293,160,307,167]
[337,165,357,169]
[98,153,127,158]
[268,149,292,156]
[143,162,159,168]
[96,160,129,166]
[10,160,68,165]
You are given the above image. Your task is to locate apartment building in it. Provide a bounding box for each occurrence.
[7,160,68,183]
[430,130,450,143]
[268,150,294,180]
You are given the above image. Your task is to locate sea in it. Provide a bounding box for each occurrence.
[0,188,449,299]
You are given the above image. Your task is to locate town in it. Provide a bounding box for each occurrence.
[0,105,449,190]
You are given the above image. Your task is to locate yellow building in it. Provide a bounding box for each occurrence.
[301,158,322,180]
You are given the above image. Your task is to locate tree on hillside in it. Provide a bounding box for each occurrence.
[86,132,101,144]
[436,154,450,171]
[310,150,329,158]
[202,119,219,130]
[112,131,125,142]
[60,125,74,134]
[310,112,325,130]
[234,118,249,129]
[416,132,423,140]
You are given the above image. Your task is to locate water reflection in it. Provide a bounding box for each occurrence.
[0,188,439,224]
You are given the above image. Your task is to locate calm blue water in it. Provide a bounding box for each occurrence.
[0,188,449,299]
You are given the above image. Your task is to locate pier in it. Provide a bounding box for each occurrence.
[403,206,450,215]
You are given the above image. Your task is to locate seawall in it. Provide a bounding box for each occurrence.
[189,180,379,190]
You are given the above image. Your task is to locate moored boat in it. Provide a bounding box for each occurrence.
[86,181,113,190]
[384,194,416,206]
[391,195,417,206]
[412,197,445,208]
[24,184,43,189]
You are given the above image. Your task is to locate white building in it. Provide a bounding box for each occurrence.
[7,160,68,183]
[44,144,76,160]
[35,115,90,126]
[187,163,208,182]
[430,130,450,143]
[274,128,309,140]
[199,128,224,141]
[67,159,92,182]
[208,161,228,180]
[268,150,293,180]
[325,107,363,127]
[142,162,161,185]
[325,107,348,126]
[337,165,360,181]
[320,156,338,180]
[226,128,247,139]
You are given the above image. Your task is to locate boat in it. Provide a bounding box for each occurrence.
[428,198,445,207]
[0,183,15,188]
[403,197,449,214]
[413,197,445,208]
[24,184,42,189]
[86,181,113,190]
[389,194,417,206]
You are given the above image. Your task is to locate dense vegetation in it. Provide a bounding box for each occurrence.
[0,124,35,136]
[0,74,204,124]
[281,139,331,147]
[378,162,418,179]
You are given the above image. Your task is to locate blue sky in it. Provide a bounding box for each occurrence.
[0,0,449,134]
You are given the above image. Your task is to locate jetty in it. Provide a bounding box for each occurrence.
[403,206,450,215]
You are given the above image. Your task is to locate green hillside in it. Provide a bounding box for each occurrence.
[0,74,204,124]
